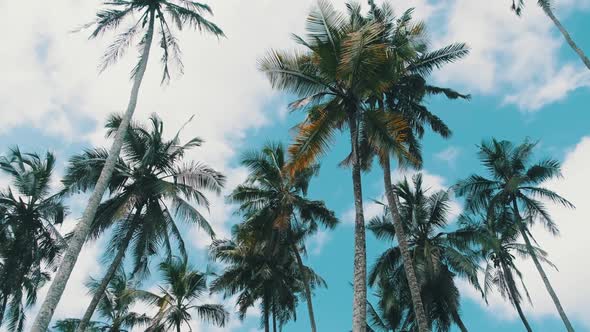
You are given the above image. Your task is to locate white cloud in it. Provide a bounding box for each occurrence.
[435,146,461,167]
[308,230,332,256]
[461,136,590,329]
[433,0,590,111]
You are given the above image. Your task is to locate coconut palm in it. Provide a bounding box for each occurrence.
[455,138,575,331]
[511,0,590,70]
[457,207,555,332]
[369,174,480,332]
[141,257,228,332]
[61,114,224,332]
[355,4,470,331]
[228,142,338,332]
[258,2,395,328]
[0,149,66,332]
[53,268,150,332]
[33,2,224,329]
[210,225,325,332]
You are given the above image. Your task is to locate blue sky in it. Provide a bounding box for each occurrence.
[0,0,589,331]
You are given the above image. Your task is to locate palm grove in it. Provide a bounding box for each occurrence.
[0,0,584,331]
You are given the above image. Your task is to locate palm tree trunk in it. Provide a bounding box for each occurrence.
[176,322,181,332]
[542,6,590,70]
[30,10,156,332]
[500,261,533,332]
[451,310,468,332]
[290,241,318,332]
[512,200,574,332]
[76,208,141,332]
[348,112,367,332]
[264,289,271,332]
[272,299,277,332]
[381,157,429,332]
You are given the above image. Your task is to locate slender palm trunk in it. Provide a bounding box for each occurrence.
[450,310,468,332]
[76,208,142,332]
[500,261,533,332]
[30,10,156,332]
[176,322,181,332]
[290,241,317,332]
[543,6,590,70]
[512,200,574,332]
[381,157,429,332]
[272,299,277,332]
[349,112,367,332]
[264,289,271,332]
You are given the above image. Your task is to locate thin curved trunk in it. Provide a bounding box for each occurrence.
[290,241,317,332]
[349,112,367,332]
[451,310,468,332]
[76,207,142,332]
[543,6,590,70]
[264,289,271,332]
[30,10,156,332]
[512,200,574,332]
[500,261,533,332]
[272,298,277,332]
[381,157,429,332]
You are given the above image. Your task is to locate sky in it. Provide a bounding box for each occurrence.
[0,0,589,331]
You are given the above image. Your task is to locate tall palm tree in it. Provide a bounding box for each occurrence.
[0,149,66,332]
[53,268,150,332]
[210,226,325,332]
[511,0,590,70]
[33,2,224,329]
[228,142,338,332]
[457,208,554,332]
[258,2,393,328]
[369,174,480,332]
[61,114,224,332]
[141,257,228,332]
[355,4,471,331]
[455,139,575,331]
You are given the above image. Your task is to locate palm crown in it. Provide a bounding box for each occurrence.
[62,114,225,276]
[0,149,66,332]
[368,174,480,331]
[142,256,228,331]
[83,0,224,83]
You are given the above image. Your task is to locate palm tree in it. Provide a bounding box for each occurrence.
[141,257,228,332]
[0,149,66,332]
[369,174,480,332]
[457,208,555,332]
[53,268,150,332]
[455,138,575,331]
[32,2,224,329]
[210,226,325,332]
[60,114,224,332]
[258,2,393,328]
[511,0,590,70]
[228,142,338,332]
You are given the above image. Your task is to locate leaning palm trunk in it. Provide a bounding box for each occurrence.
[512,200,574,332]
[76,211,141,332]
[349,113,367,332]
[500,261,533,332]
[451,310,468,332]
[290,242,318,332]
[30,11,156,332]
[543,6,590,70]
[381,157,430,332]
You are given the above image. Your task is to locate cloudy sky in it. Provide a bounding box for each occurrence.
[1,0,589,331]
